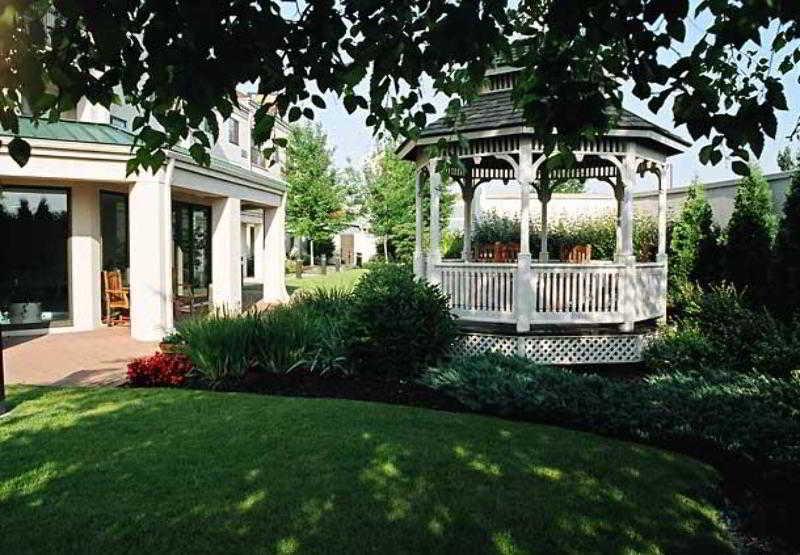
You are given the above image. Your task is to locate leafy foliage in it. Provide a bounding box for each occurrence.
[347,263,457,376]
[645,284,800,378]
[284,124,349,245]
[357,143,453,261]
[471,211,657,261]
[724,167,778,301]
[770,170,800,317]
[126,352,194,387]
[1,2,796,175]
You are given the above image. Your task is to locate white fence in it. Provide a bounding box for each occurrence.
[435,261,666,327]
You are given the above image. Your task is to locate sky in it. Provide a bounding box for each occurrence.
[300,3,800,192]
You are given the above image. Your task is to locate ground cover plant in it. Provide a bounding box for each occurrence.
[0,386,734,554]
[421,354,800,546]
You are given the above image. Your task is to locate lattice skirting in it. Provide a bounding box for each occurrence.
[453,333,650,364]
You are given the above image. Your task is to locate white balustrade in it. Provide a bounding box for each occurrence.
[435,261,667,327]
[439,263,516,323]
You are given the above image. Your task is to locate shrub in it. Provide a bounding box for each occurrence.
[127,352,194,387]
[724,167,778,303]
[176,310,259,387]
[470,210,657,261]
[646,284,800,378]
[347,263,457,376]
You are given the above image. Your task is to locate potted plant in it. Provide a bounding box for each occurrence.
[159,330,185,354]
[8,273,44,325]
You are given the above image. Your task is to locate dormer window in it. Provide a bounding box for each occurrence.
[228,119,240,145]
[110,115,127,129]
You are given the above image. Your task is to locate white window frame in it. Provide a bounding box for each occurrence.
[228,118,240,145]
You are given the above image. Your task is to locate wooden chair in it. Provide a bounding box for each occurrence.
[102,270,129,326]
[560,244,592,263]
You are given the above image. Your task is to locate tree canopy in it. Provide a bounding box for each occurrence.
[284,124,348,245]
[1,1,800,175]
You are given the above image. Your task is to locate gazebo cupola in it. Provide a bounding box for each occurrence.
[398,64,690,337]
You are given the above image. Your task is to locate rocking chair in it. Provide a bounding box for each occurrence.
[102,269,130,326]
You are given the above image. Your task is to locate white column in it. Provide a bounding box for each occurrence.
[69,185,102,331]
[129,171,173,341]
[427,162,442,285]
[211,196,242,311]
[538,185,551,262]
[461,178,474,262]
[413,169,426,278]
[657,165,668,263]
[516,141,534,332]
[614,179,624,259]
[261,198,289,303]
[619,152,637,332]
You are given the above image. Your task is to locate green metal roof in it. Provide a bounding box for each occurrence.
[1,117,285,192]
[0,117,136,145]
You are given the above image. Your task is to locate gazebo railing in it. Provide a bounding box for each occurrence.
[434,261,666,327]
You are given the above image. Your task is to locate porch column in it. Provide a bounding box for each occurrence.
[614,177,624,259]
[413,169,426,278]
[461,174,474,262]
[211,196,242,311]
[129,171,173,341]
[619,152,637,333]
[538,183,551,262]
[261,197,289,303]
[427,162,442,285]
[69,185,102,331]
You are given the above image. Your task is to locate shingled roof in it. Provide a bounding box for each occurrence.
[418,90,690,149]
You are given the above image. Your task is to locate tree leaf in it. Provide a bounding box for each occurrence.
[732,160,750,176]
[8,137,31,167]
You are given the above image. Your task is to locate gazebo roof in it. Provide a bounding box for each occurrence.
[399,89,690,161]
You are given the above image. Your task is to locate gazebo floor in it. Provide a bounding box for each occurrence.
[453,319,659,365]
[457,319,658,336]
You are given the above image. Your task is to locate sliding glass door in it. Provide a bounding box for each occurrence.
[100,192,129,278]
[172,202,212,299]
[0,187,70,326]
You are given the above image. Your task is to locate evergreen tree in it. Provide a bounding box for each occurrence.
[667,181,721,299]
[770,170,800,317]
[724,167,777,302]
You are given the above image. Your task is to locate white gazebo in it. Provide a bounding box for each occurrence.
[398,66,690,364]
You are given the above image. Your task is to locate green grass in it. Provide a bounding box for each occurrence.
[286,268,368,294]
[0,386,733,554]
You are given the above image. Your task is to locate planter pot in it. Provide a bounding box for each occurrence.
[9,302,43,325]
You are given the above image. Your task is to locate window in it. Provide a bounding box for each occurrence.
[110,115,127,129]
[172,202,212,298]
[0,187,71,327]
[228,118,240,145]
[100,192,128,274]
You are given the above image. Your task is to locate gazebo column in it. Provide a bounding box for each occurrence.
[427,161,442,285]
[413,169,427,278]
[461,174,475,262]
[656,164,669,323]
[618,153,637,333]
[538,183,552,262]
[515,139,534,332]
[614,177,624,259]
[656,165,668,263]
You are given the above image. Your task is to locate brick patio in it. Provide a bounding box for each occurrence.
[3,327,159,386]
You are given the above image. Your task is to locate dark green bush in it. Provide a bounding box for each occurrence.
[770,170,800,318]
[645,284,800,378]
[347,263,457,376]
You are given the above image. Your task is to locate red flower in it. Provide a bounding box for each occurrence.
[127,352,194,387]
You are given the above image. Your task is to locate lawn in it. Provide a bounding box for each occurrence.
[0,386,733,554]
[286,268,368,294]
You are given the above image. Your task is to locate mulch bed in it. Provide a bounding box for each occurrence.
[229,369,467,413]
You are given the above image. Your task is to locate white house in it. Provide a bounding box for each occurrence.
[0,93,289,341]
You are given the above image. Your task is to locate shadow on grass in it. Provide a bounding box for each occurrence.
[0,387,734,554]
